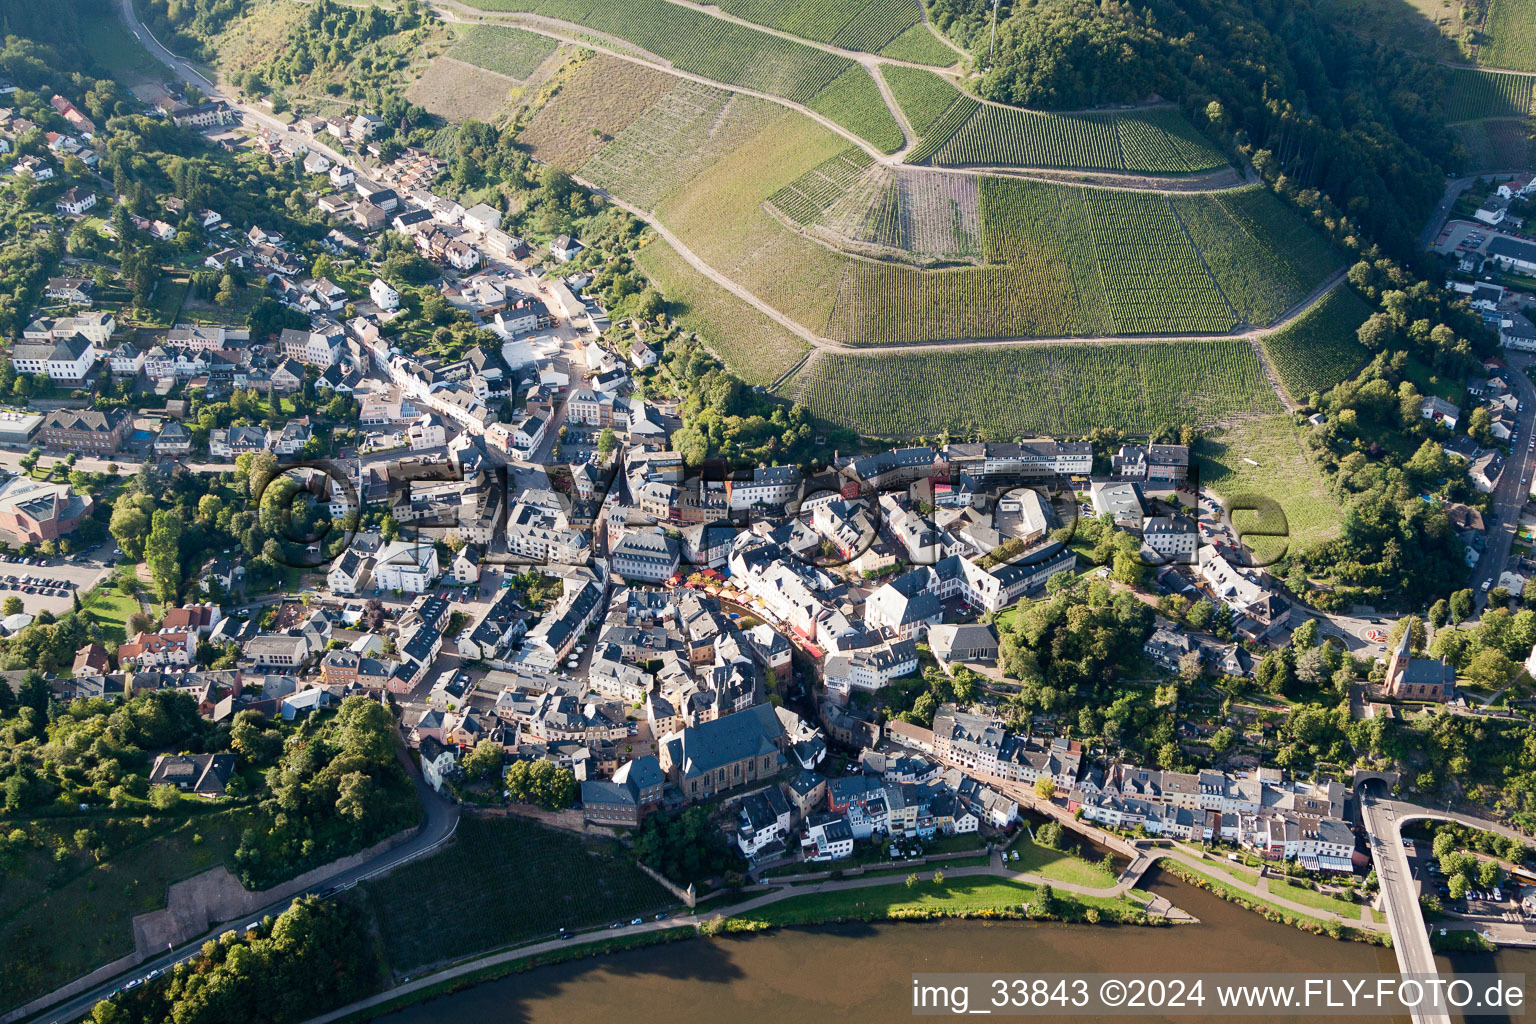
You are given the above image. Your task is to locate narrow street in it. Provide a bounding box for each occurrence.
[1472,353,1536,611]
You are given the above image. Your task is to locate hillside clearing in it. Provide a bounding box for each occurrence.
[1196,415,1344,562]
[634,236,811,385]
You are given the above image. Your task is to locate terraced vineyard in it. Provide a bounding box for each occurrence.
[580,83,778,209]
[1217,187,1343,285]
[448,24,559,79]
[1084,190,1235,333]
[1481,0,1536,72]
[903,92,981,159]
[688,0,956,63]
[767,152,981,262]
[876,22,958,65]
[1444,66,1534,120]
[1172,186,1343,325]
[909,103,1227,173]
[712,0,869,41]
[824,259,1088,341]
[464,0,854,102]
[783,341,1282,438]
[978,178,1235,336]
[880,65,963,135]
[929,105,1122,169]
[766,146,876,225]
[630,90,1328,346]
[518,54,678,168]
[1256,285,1373,402]
[806,65,905,152]
[830,0,929,52]
[1452,118,1535,169]
[709,0,933,54]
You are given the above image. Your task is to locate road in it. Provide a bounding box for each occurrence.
[1358,791,1452,1024]
[294,845,1200,1024]
[1419,177,1483,252]
[1472,353,1536,610]
[19,770,459,1024]
[117,0,346,167]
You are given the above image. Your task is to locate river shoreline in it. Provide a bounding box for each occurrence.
[1154,861,1391,946]
[325,875,1173,1024]
[366,880,1405,1024]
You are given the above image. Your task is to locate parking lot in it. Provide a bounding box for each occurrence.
[0,555,112,618]
[560,429,603,464]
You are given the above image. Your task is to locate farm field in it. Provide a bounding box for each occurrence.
[518,54,678,169]
[911,103,1227,174]
[1256,285,1373,404]
[1172,186,1343,326]
[461,0,856,103]
[1196,414,1344,563]
[1481,0,1536,72]
[1443,66,1534,120]
[806,65,905,152]
[581,82,778,211]
[407,55,524,121]
[782,340,1282,439]
[634,237,811,385]
[1451,118,1535,169]
[447,23,559,79]
[880,65,964,135]
[357,816,672,971]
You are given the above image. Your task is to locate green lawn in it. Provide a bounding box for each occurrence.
[1403,354,1466,404]
[82,585,142,644]
[730,876,1145,929]
[356,816,674,971]
[1205,858,1259,886]
[1196,414,1345,563]
[78,15,166,87]
[177,282,261,326]
[0,810,248,1014]
[120,273,189,329]
[1008,837,1119,888]
[1271,878,1368,918]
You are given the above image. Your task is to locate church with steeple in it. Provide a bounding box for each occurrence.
[1384,627,1455,702]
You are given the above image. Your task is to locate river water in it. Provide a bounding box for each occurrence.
[380,868,1485,1024]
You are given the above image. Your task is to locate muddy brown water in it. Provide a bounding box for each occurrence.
[379,868,1449,1024]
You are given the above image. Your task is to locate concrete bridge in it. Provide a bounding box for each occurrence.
[1357,783,1452,1024]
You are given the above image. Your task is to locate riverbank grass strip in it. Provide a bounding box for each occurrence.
[725,877,1152,930]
